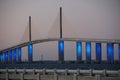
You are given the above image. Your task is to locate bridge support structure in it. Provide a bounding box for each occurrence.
[58,40,64,62]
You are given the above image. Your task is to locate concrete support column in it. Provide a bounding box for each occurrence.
[1,53,3,63]
[89,69,93,76]
[18,47,21,62]
[86,42,91,63]
[32,69,35,74]
[76,42,82,62]
[5,69,8,80]
[23,69,26,74]
[54,69,57,75]
[43,68,46,75]
[37,73,40,80]
[28,44,33,62]
[54,74,58,80]
[96,43,102,63]
[118,70,120,77]
[77,69,80,75]
[9,50,12,63]
[95,75,101,80]
[14,68,17,74]
[107,43,114,64]
[5,73,8,80]
[13,49,17,63]
[103,69,106,76]
[20,73,24,80]
[119,44,120,62]
[58,40,64,62]
[65,69,68,75]
[74,74,77,80]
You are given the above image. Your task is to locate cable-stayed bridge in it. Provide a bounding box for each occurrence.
[0,7,120,80]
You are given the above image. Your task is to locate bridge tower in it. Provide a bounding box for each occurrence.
[28,16,33,62]
[58,7,64,62]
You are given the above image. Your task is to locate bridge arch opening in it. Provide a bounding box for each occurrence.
[33,41,58,61]
[64,42,76,61]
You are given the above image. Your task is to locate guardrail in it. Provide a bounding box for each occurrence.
[0,69,120,80]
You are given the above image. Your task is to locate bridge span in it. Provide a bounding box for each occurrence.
[0,38,120,63]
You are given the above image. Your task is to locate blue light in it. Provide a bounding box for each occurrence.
[2,54,4,62]
[96,43,101,63]
[28,44,33,62]
[59,41,64,53]
[13,49,16,62]
[0,54,2,62]
[6,51,8,62]
[1,54,4,62]
[59,40,64,61]
[4,52,8,62]
[2,53,4,62]
[9,50,12,62]
[119,44,120,62]
[86,42,91,62]
[0,54,1,62]
[77,42,82,61]
[107,43,114,64]
[18,47,21,62]
[0,53,2,63]
[4,53,5,62]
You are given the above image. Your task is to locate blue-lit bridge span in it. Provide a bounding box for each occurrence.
[0,38,120,64]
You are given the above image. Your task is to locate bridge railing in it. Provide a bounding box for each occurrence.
[0,68,120,80]
[0,38,120,63]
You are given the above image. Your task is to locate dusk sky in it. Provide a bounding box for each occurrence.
[0,0,120,61]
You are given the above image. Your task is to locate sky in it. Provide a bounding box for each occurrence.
[0,0,120,61]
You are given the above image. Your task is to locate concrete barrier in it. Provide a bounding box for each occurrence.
[0,69,120,80]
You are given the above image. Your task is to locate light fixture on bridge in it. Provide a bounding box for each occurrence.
[107,43,114,64]
[18,47,21,62]
[5,51,8,62]
[1,53,4,63]
[4,51,8,63]
[58,40,64,61]
[86,42,91,63]
[4,52,5,62]
[13,49,17,62]
[96,43,101,63]
[119,44,120,62]
[0,53,2,63]
[77,42,82,61]
[28,44,33,62]
[9,50,12,63]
